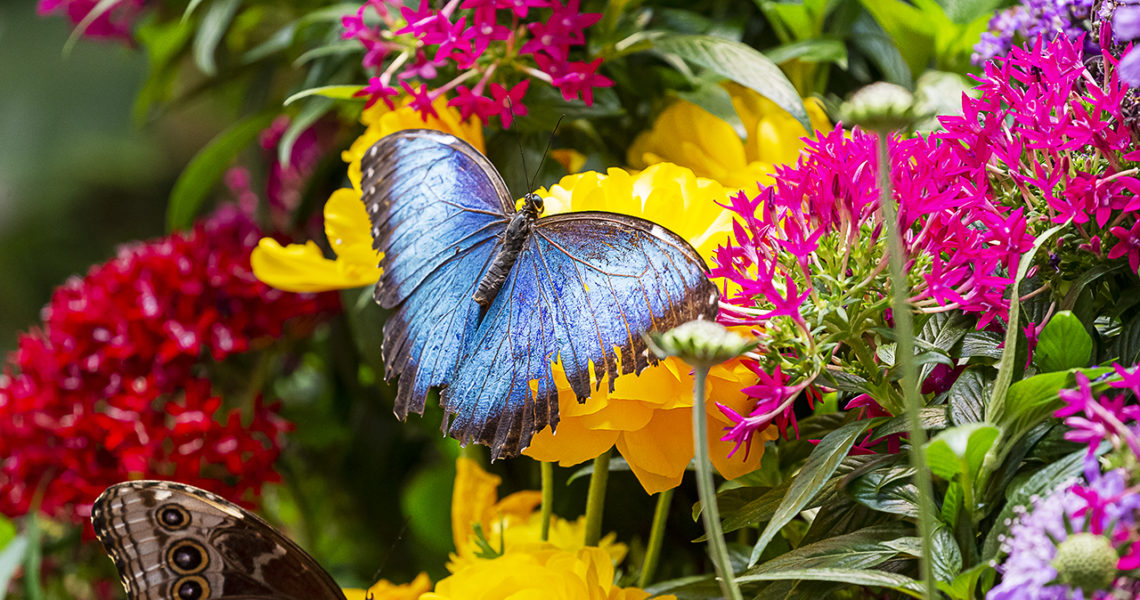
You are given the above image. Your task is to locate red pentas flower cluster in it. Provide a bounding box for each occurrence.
[343,0,612,127]
[37,0,147,41]
[0,207,339,522]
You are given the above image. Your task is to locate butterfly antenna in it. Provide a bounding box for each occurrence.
[535,114,566,188]
[505,96,532,191]
[368,516,410,587]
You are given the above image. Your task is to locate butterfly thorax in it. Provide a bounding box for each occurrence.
[472,193,543,308]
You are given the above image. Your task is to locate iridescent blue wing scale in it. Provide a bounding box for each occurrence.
[445,213,719,458]
[361,130,511,419]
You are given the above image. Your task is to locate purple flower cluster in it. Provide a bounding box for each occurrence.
[711,34,1140,454]
[974,0,1094,64]
[342,0,612,127]
[989,461,1140,599]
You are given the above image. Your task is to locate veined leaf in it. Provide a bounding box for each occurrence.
[1035,311,1093,373]
[737,567,924,597]
[651,34,811,131]
[750,419,876,565]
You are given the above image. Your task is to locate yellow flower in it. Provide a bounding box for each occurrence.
[424,546,676,600]
[449,457,625,572]
[626,82,830,191]
[251,95,484,292]
[342,573,432,600]
[522,164,780,494]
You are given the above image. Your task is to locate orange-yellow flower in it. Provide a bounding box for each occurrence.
[626,82,830,191]
[251,96,483,292]
[424,546,675,600]
[342,573,432,600]
[522,164,780,494]
[449,457,625,572]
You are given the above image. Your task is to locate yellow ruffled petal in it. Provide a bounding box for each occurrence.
[342,573,432,600]
[452,456,504,551]
[250,239,379,292]
[525,417,619,466]
[324,187,380,270]
[615,408,692,495]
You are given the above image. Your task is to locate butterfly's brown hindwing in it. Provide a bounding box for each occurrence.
[91,481,346,600]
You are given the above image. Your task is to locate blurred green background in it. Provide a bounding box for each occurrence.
[0,4,226,354]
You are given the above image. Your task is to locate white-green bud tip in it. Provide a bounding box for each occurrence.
[839,82,918,133]
[644,320,758,367]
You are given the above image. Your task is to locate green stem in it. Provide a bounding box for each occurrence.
[638,488,673,589]
[583,449,611,546]
[692,366,744,600]
[877,134,937,600]
[540,460,554,542]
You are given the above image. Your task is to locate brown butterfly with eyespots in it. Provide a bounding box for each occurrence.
[91,481,345,600]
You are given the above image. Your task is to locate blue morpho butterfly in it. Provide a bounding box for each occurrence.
[361,129,719,459]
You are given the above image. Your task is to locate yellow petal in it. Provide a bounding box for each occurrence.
[250,239,379,292]
[452,457,503,551]
[324,187,380,269]
[615,408,693,495]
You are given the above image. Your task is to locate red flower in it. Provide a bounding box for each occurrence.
[0,208,337,522]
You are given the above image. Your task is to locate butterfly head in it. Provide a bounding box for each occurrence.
[523,192,544,217]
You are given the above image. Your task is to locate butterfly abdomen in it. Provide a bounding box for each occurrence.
[473,210,534,308]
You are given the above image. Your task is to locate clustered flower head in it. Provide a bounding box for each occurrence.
[973,0,1094,64]
[710,33,1140,458]
[342,0,612,127]
[1056,365,1140,461]
[37,0,147,41]
[988,460,1140,599]
[0,207,339,522]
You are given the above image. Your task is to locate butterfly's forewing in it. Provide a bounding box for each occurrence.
[92,481,345,600]
[361,130,512,419]
[445,212,720,458]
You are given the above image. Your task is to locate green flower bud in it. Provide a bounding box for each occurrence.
[1051,532,1119,594]
[645,320,758,368]
[839,82,919,133]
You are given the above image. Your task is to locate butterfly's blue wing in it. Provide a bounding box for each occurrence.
[444,212,720,458]
[361,130,512,419]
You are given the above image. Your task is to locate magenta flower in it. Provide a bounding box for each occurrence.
[344,0,610,127]
[37,0,148,41]
[1108,220,1140,273]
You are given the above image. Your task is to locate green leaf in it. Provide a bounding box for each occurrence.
[1002,367,1112,436]
[241,22,297,64]
[849,468,920,517]
[183,0,208,21]
[939,562,994,600]
[988,224,1066,424]
[23,514,40,600]
[764,38,848,66]
[675,83,746,139]
[947,369,989,425]
[1114,314,1140,367]
[133,16,196,124]
[737,567,924,597]
[193,0,242,76]
[284,85,366,106]
[873,407,947,438]
[651,34,811,131]
[749,525,910,573]
[849,13,912,87]
[919,311,972,352]
[278,98,334,167]
[294,40,362,66]
[925,422,999,481]
[1035,311,1093,372]
[858,0,935,79]
[960,330,1003,360]
[930,525,963,580]
[981,449,1087,560]
[0,534,27,600]
[750,419,876,565]
[167,111,277,231]
[939,0,1003,24]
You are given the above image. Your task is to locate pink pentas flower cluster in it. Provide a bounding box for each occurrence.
[0,208,339,522]
[1056,365,1140,458]
[37,0,147,41]
[709,34,1140,457]
[343,0,612,127]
